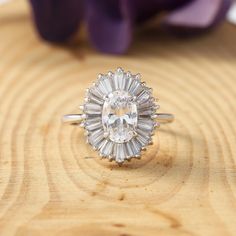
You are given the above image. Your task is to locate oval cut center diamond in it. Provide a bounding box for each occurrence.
[102,90,138,143]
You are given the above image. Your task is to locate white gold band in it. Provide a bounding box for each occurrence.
[62,113,174,125]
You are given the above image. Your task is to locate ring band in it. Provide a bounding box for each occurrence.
[63,68,174,164]
[62,113,174,125]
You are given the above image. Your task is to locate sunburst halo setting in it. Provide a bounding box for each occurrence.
[79,68,160,163]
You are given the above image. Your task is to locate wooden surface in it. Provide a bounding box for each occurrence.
[1,1,236,236]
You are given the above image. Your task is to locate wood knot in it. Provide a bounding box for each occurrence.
[113,223,125,228]
[118,193,125,201]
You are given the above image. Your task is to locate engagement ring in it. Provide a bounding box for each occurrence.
[63,68,174,164]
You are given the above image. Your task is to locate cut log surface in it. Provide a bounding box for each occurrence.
[0,1,236,236]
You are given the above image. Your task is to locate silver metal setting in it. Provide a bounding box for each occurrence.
[63,68,174,164]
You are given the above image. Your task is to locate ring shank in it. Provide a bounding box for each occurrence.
[155,113,174,123]
[62,113,174,125]
[62,114,84,125]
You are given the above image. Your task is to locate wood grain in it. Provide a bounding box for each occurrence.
[0,1,236,236]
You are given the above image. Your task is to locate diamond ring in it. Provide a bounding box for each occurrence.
[63,68,174,164]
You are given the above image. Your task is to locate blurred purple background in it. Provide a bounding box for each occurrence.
[29,0,232,54]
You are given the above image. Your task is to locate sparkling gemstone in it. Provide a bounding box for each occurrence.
[102,90,138,143]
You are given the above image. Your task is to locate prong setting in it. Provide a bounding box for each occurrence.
[80,68,160,163]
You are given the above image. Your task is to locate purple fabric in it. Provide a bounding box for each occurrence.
[29,0,231,54]
[85,0,190,53]
[163,0,232,35]
[86,0,133,54]
[30,0,83,42]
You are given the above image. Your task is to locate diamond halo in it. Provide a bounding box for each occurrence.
[80,68,159,163]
